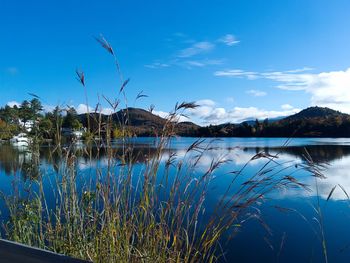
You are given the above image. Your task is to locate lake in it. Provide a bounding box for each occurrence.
[1,137,350,263]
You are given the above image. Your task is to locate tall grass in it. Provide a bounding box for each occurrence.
[0,37,319,262]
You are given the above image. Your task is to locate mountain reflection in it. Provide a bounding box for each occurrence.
[272,145,350,163]
[1,140,350,200]
[2,142,350,175]
[0,142,164,179]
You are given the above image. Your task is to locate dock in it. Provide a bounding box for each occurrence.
[0,239,91,263]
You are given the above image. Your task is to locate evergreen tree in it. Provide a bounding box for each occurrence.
[63,107,82,130]
[19,100,32,125]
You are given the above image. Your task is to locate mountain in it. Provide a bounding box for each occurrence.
[196,106,350,137]
[265,106,350,137]
[79,107,200,136]
[113,108,166,128]
[284,106,347,121]
[241,107,345,126]
[78,106,350,138]
[256,106,350,137]
[114,108,200,136]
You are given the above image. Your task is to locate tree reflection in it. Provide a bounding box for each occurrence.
[1,142,350,183]
[0,143,164,180]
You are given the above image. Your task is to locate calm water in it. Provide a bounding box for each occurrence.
[1,137,350,262]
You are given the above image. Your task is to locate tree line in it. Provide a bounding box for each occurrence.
[0,98,83,141]
[196,116,350,137]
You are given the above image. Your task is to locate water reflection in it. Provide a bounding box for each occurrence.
[0,144,33,176]
[0,142,164,176]
[1,138,350,262]
[1,139,350,201]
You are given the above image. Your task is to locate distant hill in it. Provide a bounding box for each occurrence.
[79,107,200,136]
[196,106,350,137]
[284,106,347,121]
[266,106,350,137]
[241,116,284,126]
[256,106,350,137]
[78,106,350,138]
[113,108,166,128]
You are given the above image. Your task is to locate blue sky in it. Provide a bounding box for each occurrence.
[1,0,350,124]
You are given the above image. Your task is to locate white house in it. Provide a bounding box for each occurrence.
[18,120,34,132]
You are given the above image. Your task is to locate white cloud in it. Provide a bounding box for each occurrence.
[214,68,313,83]
[306,69,350,113]
[186,99,218,122]
[101,108,115,115]
[145,62,170,69]
[76,104,94,115]
[5,99,299,125]
[184,59,223,68]
[214,69,260,80]
[215,106,299,124]
[146,58,223,70]
[196,99,216,107]
[43,104,56,113]
[204,107,227,121]
[178,41,215,58]
[188,99,300,124]
[281,104,293,110]
[284,67,314,73]
[218,34,240,46]
[215,67,350,114]
[307,157,350,200]
[153,110,190,122]
[271,155,350,201]
[246,89,267,97]
[73,104,114,115]
[7,101,21,108]
[148,34,237,69]
[152,110,169,119]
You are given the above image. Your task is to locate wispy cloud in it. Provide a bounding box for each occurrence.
[177,41,215,58]
[144,62,170,69]
[146,33,239,70]
[184,59,224,68]
[214,68,314,88]
[214,69,260,79]
[246,89,267,97]
[218,34,240,46]
[146,48,221,69]
[215,67,350,114]
[153,110,190,122]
